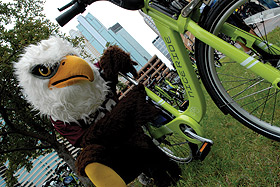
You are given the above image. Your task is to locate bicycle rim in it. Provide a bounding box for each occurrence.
[196,0,280,140]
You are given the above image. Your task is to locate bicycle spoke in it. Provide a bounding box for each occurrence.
[254,22,280,57]
[219,87,278,124]
[218,73,253,81]
[247,90,279,123]
[234,86,273,102]
[259,86,272,120]
[230,79,266,98]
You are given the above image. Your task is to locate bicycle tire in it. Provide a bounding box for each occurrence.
[195,0,280,141]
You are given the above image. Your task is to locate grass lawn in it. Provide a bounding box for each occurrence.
[266,26,280,48]
[175,89,280,186]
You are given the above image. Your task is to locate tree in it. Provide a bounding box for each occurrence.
[0,0,91,186]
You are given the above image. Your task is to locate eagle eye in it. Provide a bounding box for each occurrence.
[39,66,51,76]
[30,64,58,79]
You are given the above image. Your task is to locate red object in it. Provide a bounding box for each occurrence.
[50,117,87,147]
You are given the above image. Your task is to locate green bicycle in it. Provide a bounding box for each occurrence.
[56,0,280,162]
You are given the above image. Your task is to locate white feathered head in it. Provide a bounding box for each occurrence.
[14,36,109,123]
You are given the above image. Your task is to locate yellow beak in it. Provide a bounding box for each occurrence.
[48,55,94,89]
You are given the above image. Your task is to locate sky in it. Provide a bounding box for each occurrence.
[43,0,172,67]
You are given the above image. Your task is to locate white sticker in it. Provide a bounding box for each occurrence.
[158,99,166,105]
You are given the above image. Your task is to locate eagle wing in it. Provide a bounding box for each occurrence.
[99,45,138,86]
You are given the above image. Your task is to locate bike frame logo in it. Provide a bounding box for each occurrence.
[164,36,194,98]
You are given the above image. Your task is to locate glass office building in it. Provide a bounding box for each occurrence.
[15,153,63,186]
[76,13,152,71]
[0,136,79,186]
[152,36,172,63]
[69,29,101,61]
[138,11,173,63]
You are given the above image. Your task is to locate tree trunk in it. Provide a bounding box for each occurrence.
[54,142,93,186]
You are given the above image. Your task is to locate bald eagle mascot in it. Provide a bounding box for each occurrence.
[14,36,181,186]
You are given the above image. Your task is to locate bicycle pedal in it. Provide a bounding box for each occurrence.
[195,141,213,161]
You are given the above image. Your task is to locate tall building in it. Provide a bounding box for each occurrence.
[76,13,152,71]
[152,36,172,63]
[0,137,79,187]
[0,153,61,186]
[0,165,8,186]
[14,152,63,186]
[69,29,101,60]
[139,11,195,64]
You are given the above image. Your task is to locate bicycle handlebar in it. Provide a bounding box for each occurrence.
[56,2,87,27]
[56,0,144,27]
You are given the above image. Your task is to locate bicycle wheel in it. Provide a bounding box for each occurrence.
[195,0,280,141]
[150,124,198,163]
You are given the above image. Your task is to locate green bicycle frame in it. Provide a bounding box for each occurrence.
[141,0,280,142]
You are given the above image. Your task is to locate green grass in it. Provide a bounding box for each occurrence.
[175,89,280,186]
[266,26,280,48]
